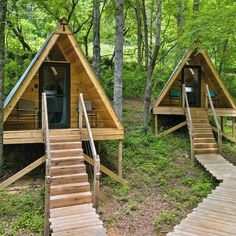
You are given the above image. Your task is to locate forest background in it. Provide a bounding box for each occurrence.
[2,0,236,116]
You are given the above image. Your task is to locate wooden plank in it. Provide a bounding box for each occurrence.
[153,106,184,115]
[0,155,46,188]
[3,128,124,144]
[83,154,127,185]
[157,121,187,138]
[118,140,123,177]
[154,114,158,135]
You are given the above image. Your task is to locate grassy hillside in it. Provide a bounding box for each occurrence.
[1,99,236,235]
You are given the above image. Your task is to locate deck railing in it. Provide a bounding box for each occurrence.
[205,84,222,154]
[42,92,51,236]
[182,84,194,160]
[78,93,100,209]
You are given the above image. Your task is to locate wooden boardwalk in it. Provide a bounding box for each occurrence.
[167,154,236,236]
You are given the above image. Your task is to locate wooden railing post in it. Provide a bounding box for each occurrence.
[79,99,82,133]
[183,84,194,160]
[182,84,185,108]
[205,84,222,155]
[79,93,100,209]
[42,93,51,236]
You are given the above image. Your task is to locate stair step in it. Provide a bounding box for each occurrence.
[192,128,212,133]
[194,148,218,154]
[50,204,94,218]
[191,118,209,123]
[50,225,106,236]
[51,164,86,175]
[50,182,90,195]
[50,192,92,209]
[50,142,82,150]
[192,123,211,128]
[51,173,88,185]
[194,138,216,143]
[50,135,81,143]
[194,143,217,148]
[51,149,83,158]
[193,133,214,138]
[51,157,84,166]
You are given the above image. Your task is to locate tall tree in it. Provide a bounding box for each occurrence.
[0,0,7,171]
[142,0,162,127]
[141,0,149,68]
[135,0,142,65]
[113,0,124,118]
[93,0,100,79]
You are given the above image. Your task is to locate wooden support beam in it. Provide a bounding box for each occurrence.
[220,116,224,132]
[157,121,187,138]
[83,154,127,185]
[118,140,123,178]
[154,114,158,135]
[232,117,236,139]
[211,126,236,143]
[0,155,46,189]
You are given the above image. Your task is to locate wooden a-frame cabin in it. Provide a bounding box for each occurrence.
[152,42,236,157]
[1,18,126,235]
[4,19,124,144]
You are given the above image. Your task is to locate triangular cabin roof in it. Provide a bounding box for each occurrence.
[4,18,123,130]
[152,43,236,110]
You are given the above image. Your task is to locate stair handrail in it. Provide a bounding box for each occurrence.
[182,84,194,159]
[42,92,51,236]
[78,93,100,209]
[205,84,222,154]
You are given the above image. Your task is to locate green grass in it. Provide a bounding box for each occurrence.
[2,100,236,234]
[99,101,218,233]
[0,186,44,235]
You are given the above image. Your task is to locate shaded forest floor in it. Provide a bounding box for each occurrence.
[0,99,236,235]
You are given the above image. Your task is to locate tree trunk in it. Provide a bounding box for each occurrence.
[141,0,149,68]
[84,21,93,57]
[193,0,200,13]
[0,0,7,171]
[219,39,228,74]
[175,0,184,60]
[142,0,162,127]
[93,0,100,80]
[113,0,124,119]
[135,0,142,64]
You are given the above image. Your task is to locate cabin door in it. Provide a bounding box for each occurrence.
[39,63,70,129]
[182,65,201,107]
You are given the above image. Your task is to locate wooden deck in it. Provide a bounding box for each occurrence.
[3,128,124,144]
[168,154,236,236]
[153,106,236,116]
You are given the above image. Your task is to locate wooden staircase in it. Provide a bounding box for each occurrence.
[48,133,106,235]
[190,109,219,155]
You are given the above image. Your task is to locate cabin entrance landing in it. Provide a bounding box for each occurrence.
[182,65,201,107]
[39,63,70,129]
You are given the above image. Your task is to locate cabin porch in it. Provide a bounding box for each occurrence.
[3,128,124,145]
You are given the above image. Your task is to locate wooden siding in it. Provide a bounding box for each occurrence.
[158,51,233,110]
[4,35,118,131]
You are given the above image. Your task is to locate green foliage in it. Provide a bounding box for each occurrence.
[154,210,176,228]
[0,186,44,235]
[100,61,147,99]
